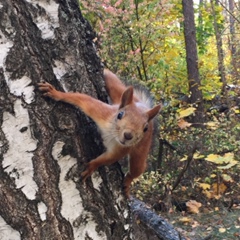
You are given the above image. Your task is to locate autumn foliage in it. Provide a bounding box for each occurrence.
[81,0,240,228]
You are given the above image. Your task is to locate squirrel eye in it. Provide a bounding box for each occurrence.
[143,124,148,132]
[117,111,124,120]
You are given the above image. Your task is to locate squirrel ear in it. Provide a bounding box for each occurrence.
[119,86,134,109]
[147,104,161,121]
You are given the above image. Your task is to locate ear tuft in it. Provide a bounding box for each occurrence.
[147,104,161,121]
[119,86,134,109]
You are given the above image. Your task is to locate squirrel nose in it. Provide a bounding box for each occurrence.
[124,132,133,140]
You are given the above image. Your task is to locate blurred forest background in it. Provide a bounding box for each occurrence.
[79,0,240,238]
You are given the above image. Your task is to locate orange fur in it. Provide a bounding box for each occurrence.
[38,69,161,198]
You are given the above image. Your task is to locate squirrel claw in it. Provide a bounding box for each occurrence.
[81,168,92,182]
[38,82,61,101]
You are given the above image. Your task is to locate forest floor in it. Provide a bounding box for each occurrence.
[132,175,240,240]
[164,206,240,239]
[130,93,240,239]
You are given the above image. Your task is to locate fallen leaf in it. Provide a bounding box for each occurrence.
[206,153,235,165]
[192,220,200,228]
[222,174,234,183]
[180,155,188,161]
[206,226,212,231]
[179,217,192,223]
[186,200,202,213]
[212,183,227,195]
[235,109,240,114]
[177,107,196,119]
[177,119,192,129]
[214,194,221,200]
[198,183,211,190]
[234,232,240,237]
[193,152,205,159]
[217,160,238,169]
[203,189,212,199]
[205,121,219,129]
[219,227,226,233]
[181,186,187,191]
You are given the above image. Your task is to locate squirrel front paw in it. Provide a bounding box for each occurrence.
[38,82,62,101]
[123,184,131,199]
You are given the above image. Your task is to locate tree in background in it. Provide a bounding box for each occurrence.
[81,0,234,104]
[210,0,227,93]
[81,0,188,100]
[227,0,239,82]
[182,0,204,123]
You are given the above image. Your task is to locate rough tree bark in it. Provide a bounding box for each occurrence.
[0,0,184,239]
[0,0,130,239]
[182,0,204,123]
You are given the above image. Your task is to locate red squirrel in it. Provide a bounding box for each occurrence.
[38,69,161,198]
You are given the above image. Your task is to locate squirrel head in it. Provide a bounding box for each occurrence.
[114,86,161,147]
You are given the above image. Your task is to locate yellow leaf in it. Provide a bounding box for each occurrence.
[205,154,219,162]
[210,174,217,178]
[205,121,219,129]
[193,152,205,159]
[205,153,235,165]
[235,109,240,114]
[199,183,211,190]
[180,155,188,161]
[180,153,204,162]
[177,107,196,119]
[203,190,212,199]
[222,174,234,183]
[217,160,238,169]
[179,217,192,223]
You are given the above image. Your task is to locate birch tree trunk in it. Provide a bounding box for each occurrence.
[0,0,131,239]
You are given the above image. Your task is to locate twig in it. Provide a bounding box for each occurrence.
[218,1,240,24]
[172,146,196,191]
[161,139,185,156]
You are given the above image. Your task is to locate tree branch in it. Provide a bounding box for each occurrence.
[131,198,186,240]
